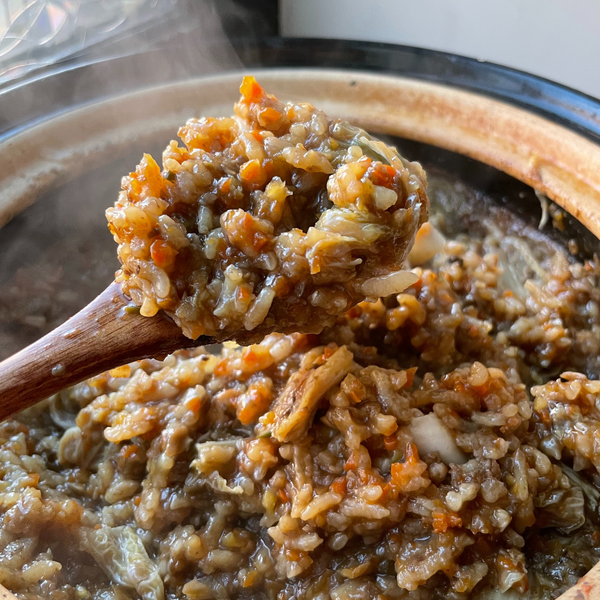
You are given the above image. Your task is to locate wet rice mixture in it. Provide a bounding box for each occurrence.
[106,78,427,343]
[3,84,600,600]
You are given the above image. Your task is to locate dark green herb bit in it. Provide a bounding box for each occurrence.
[125,305,141,315]
[164,170,176,182]
[258,430,272,439]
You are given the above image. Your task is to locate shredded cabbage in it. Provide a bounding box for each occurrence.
[80,526,164,600]
[534,486,585,534]
[560,463,600,513]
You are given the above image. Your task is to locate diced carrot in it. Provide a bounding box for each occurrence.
[186,396,201,413]
[278,488,289,503]
[260,106,282,124]
[219,177,232,194]
[346,306,362,319]
[367,162,396,188]
[150,239,178,270]
[383,434,398,451]
[309,255,322,275]
[405,367,418,388]
[242,570,257,588]
[347,390,361,404]
[432,511,447,533]
[214,359,228,377]
[344,450,360,471]
[236,286,252,303]
[323,346,336,360]
[240,76,265,102]
[239,159,267,189]
[244,349,257,364]
[331,477,347,495]
[238,384,272,425]
[432,510,462,533]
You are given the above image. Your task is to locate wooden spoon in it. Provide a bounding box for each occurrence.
[557,559,600,600]
[0,584,18,600]
[0,282,210,422]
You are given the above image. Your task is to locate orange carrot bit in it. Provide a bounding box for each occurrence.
[219,177,232,194]
[236,286,253,303]
[344,450,360,471]
[432,511,448,533]
[346,306,362,319]
[137,153,163,199]
[150,239,178,271]
[242,570,258,588]
[242,346,273,371]
[213,359,229,377]
[278,488,289,503]
[309,255,322,275]
[239,159,267,189]
[432,510,462,533]
[331,477,347,495]
[186,396,202,414]
[390,443,429,493]
[287,549,301,561]
[383,434,398,451]
[323,345,336,360]
[367,162,396,188]
[380,481,397,502]
[448,512,462,528]
[240,76,265,103]
[405,367,418,388]
[237,384,272,425]
[260,106,283,125]
[261,411,276,425]
[244,349,257,364]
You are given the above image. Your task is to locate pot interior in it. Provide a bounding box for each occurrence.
[1,67,600,600]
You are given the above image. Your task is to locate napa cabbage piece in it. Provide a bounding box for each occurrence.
[534,486,585,534]
[560,463,600,513]
[80,526,164,600]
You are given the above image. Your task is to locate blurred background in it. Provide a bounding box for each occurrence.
[1,0,599,98]
[281,0,600,99]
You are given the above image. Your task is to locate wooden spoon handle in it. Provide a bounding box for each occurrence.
[0,282,206,421]
[557,559,600,600]
[0,584,18,600]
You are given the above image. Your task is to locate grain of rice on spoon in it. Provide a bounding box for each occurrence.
[106,77,429,342]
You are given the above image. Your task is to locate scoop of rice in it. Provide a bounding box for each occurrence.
[106,77,428,342]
